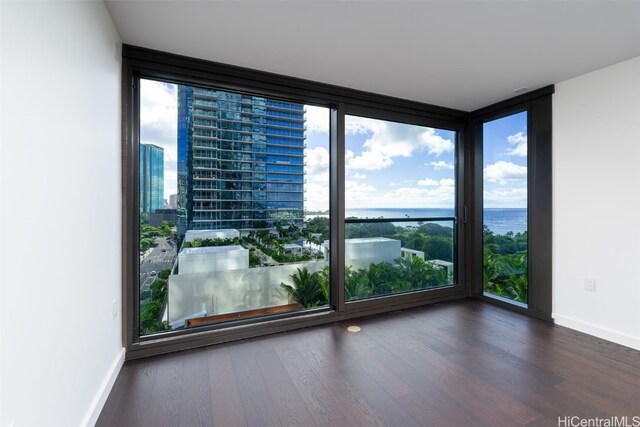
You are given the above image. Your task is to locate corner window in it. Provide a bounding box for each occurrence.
[482,111,528,307]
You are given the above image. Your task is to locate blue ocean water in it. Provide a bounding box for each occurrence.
[343,208,527,235]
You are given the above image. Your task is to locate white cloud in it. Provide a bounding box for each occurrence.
[484,188,527,208]
[389,182,397,186]
[484,161,527,185]
[418,178,438,186]
[348,149,394,170]
[305,146,329,176]
[345,116,454,171]
[304,146,330,209]
[428,160,454,170]
[305,182,329,211]
[345,180,378,205]
[140,79,178,199]
[352,172,367,179]
[506,131,527,157]
[507,131,526,145]
[304,105,330,134]
[345,179,455,209]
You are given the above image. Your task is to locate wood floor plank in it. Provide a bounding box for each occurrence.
[109,359,158,427]
[330,323,415,399]
[334,324,482,427]
[143,353,184,427]
[254,349,316,426]
[294,332,387,427]
[273,340,351,426]
[363,319,534,426]
[95,361,133,427]
[178,349,213,427]
[208,345,248,427]
[97,300,640,427]
[229,342,282,427]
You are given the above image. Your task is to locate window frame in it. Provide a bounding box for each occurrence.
[468,87,553,321]
[122,45,469,359]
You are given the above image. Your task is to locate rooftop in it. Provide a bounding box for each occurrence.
[180,245,246,255]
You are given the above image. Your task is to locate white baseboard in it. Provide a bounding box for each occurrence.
[81,347,126,427]
[553,313,640,351]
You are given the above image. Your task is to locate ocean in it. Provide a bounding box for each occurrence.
[306,208,527,235]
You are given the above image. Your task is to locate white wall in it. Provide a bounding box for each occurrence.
[0,2,123,426]
[169,261,328,323]
[553,56,640,350]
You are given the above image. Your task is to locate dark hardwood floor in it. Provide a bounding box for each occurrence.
[97,300,640,426]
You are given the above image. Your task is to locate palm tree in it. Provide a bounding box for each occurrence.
[396,256,427,288]
[345,267,372,300]
[280,267,327,308]
[316,266,330,302]
[366,262,398,296]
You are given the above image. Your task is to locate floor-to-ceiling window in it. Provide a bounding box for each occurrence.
[482,111,528,307]
[123,45,551,358]
[137,79,331,336]
[343,115,458,301]
[471,89,553,320]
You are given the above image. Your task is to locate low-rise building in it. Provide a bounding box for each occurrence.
[323,237,402,269]
[184,229,240,243]
[178,245,248,274]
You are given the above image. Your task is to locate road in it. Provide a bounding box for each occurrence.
[139,237,177,292]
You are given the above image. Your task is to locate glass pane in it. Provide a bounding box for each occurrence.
[344,115,456,301]
[139,79,330,335]
[482,111,528,307]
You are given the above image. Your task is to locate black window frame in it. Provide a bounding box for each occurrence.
[468,87,553,321]
[122,44,551,359]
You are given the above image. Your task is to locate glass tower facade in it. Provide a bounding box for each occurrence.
[139,143,165,213]
[177,85,305,232]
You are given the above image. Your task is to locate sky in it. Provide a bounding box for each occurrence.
[139,79,527,210]
[304,108,456,210]
[482,111,528,208]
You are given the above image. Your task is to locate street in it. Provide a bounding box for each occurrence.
[139,237,177,291]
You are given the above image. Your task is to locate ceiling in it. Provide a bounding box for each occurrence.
[105,1,640,112]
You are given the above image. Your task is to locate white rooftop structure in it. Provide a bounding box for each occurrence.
[430,259,454,275]
[322,237,402,269]
[184,229,239,243]
[178,245,248,274]
[283,243,303,251]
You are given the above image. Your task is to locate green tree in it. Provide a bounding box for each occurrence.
[140,300,162,331]
[161,221,171,237]
[305,216,330,240]
[345,267,373,300]
[280,267,328,308]
[316,266,330,303]
[366,262,399,296]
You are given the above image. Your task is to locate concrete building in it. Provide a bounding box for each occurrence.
[149,208,177,227]
[401,248,425,260]
[183,229,240,243]
[178,245,248,275]
[323,237,403,270]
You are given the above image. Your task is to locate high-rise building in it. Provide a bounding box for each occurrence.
[169,194,177,209]
[140,143,164,213]
[177,85,305,233]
